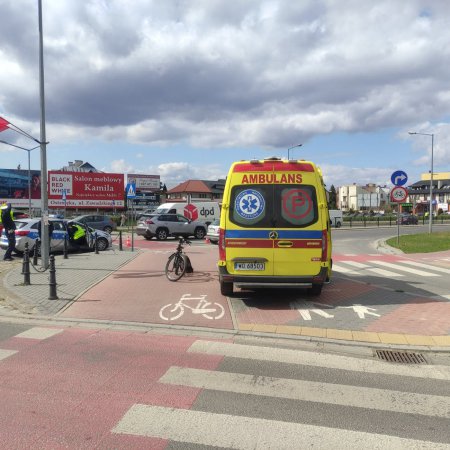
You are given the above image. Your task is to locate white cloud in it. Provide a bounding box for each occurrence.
[1,0,450,188]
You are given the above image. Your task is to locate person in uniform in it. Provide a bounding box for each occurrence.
[1,203,16,261]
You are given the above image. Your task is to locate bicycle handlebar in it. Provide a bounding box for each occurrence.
[177,237,191,246]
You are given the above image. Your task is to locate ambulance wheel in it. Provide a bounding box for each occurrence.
[220,280,233,296]
[307,284,322,296]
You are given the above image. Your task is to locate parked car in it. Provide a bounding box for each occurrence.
[397,214,418,225]
[206,218,220,244]
[0,218,112,254]
[135,213,207,240]
[72,214,116,233]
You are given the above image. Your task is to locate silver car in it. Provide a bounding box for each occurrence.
[0,218,112,254]
[136,213,207,240]
[206,218,220,244]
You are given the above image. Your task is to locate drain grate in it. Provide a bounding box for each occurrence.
[375,350,427,364]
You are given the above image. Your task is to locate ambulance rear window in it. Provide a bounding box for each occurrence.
[229,184,318,228]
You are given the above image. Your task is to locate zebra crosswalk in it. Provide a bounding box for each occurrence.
[113,340,450,448]
[333,257,450,279]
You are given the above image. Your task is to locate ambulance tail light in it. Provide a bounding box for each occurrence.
[219,228,226,260]
[321,229,328,262]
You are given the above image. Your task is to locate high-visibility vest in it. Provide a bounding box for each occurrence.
[72,224,86,240]
[0,208,13,224]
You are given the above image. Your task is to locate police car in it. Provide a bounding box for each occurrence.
[0,218,112,254]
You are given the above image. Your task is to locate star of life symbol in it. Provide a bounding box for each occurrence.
[290,301,380,321]
[235,189,265,219]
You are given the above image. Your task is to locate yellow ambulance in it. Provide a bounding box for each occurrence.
[218,157,332,296]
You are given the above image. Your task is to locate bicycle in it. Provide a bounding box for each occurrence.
[159,294,225,321]
[165,237,192,281]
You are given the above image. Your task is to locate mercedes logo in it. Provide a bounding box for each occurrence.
[269,231,278,239]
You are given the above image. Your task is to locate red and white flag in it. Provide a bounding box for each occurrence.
[0,117,10,133]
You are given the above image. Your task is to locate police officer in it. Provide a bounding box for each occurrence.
[68,222,86,247]
[1,203,16,261]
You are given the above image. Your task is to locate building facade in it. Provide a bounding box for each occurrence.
[407,172,450,214]
[166,179,225,203]
[338,184,389,212]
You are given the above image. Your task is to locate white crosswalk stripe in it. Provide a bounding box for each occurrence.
[159,366,450,418]
[334,259,445,278]
[188,340,450,380]
[113,404,448,450]
[114,340,450,448]
[342,260,404,277]
[399,260,450,274]
[368,260,439,277]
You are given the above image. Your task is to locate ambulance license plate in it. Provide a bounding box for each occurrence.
[235,262,265,271]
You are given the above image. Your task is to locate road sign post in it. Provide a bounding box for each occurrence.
[125,183,136,252]
[390,186,408,245]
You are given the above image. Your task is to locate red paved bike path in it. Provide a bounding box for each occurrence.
[60,244,234,330]
[0,326,224,448]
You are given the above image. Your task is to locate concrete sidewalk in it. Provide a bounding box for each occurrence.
[0,248,138,316]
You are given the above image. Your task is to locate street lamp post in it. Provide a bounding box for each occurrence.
[408,131,434,233]
[287,143,302,160]
[0,140,40,217]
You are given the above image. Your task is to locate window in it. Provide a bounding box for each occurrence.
[229,184,318,228]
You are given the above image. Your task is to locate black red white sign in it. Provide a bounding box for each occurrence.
[390,186,408,203]
[48,171,125,208]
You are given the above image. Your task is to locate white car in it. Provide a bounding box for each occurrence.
[206,219,220,244]
[0,218,112,254]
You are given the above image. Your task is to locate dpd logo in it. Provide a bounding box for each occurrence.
[184,204,199,221]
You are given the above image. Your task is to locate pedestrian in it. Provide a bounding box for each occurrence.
[120,212,126,227]
[1,203,16,261]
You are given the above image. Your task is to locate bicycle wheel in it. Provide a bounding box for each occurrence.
[165,253,187,281]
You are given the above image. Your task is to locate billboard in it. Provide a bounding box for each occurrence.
[127,174,160,192]
[0,168,42,208]
[48,171,125,209]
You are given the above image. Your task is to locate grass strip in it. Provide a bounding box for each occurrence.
[386,232,450,253]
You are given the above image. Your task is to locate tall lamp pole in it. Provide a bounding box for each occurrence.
[408,131,434,234]
[287,143,302,160]
[38,0,50,268]
[0,140,40,217]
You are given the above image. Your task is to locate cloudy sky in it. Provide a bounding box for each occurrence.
[0,0,449,189]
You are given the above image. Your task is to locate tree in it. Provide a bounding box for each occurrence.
[328,185,337,209]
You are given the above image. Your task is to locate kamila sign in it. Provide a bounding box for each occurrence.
[48,171,125,208]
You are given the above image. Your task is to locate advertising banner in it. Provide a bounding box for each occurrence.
[48,171,125,208]
[0,168,42,208]
[127,174,160,192]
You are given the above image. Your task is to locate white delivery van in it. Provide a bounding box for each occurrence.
[155,202,220,226]
[329,209,343,228]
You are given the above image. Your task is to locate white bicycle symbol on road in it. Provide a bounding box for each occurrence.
[159,294,225,321]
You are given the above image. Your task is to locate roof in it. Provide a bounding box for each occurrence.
[167,180,212,194]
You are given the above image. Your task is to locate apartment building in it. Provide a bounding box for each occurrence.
[338,184,389,212]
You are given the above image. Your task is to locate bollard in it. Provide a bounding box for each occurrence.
[33,239,40,265]
[63,234,68,259]
[95,232,99,254]
[22,243,31,285]
[119,230,123,251]
[48,255,58,300]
